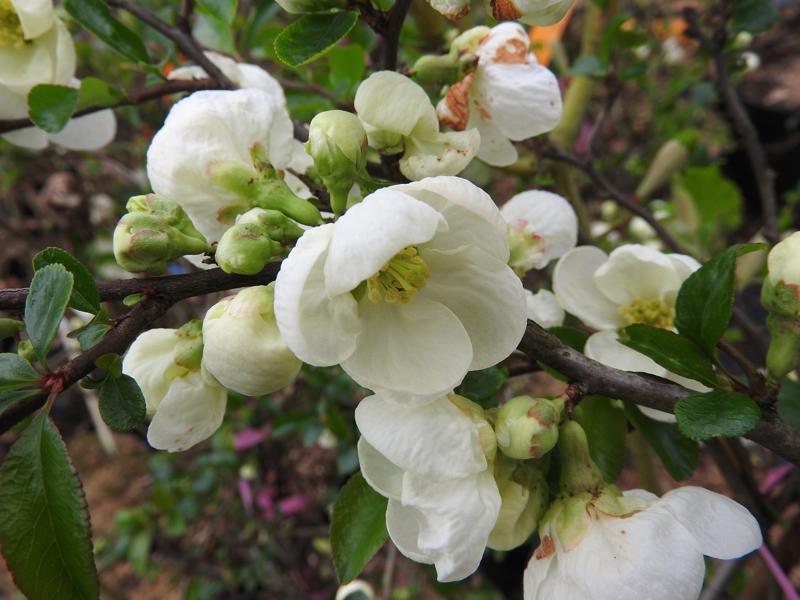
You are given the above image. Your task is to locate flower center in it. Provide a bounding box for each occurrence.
[366,246,430,304]
[0,0,25,48]
[507,222,544,276]
[619,297,675,329]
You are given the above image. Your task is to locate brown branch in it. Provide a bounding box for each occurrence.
[519,320,800,465]
[382,0,413,70]
[0,79,223,135]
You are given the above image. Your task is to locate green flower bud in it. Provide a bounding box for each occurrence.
[557,420,604,497]
[17,339,35,363]
[411,52,462,85]
[762,233,800,379]
[765,313,800,381]
[307,111,367,215]
[113,194,210,274]
[487,457,549,551]
[0,318,23,340]
[635,139,689,201]
[495,396,563,460]
[215,209,293,275]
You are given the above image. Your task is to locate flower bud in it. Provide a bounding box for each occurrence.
[202,284,302,396]
[306,111,367,215]
[557,420,604,497]
[113,194,210,274]
[495,396,563,460]
[17,339,35,363]
[215,208,302,274]
[635,139,689,201]
[490,0,573,26]
[487,458,549,551]
[762,233,800,379]
[0,318,23,340]
[765,314,800,381]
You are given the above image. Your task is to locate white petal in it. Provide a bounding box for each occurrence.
[400,129,480,180]
[2,126,48,149]
[122,328,178,413]
[654,487,762,560]
[476,22,531,65]
[355,394,486,480]
[0,19,75,94]
[324,189,445,297]
[525,289,565,328]
[357,438,404,499]
[394,175,509,262]
[355,71,439,138]
[0,85,27,120]
[236,63,287,103]
[515,0,573,26]
[501,190,578,267]
[524,553,586,600]
[422,247,526,370]
[553,247,624,330]
[594,245,683,306]
[621,488,660,503]
[385,501,434,565]
[474,116,518,167]
[341,297,472,402]
[425,0,470,19]
[274,224,361,366]
[48,109,117,150]
[10,0,55,40]
[146,371,227,452]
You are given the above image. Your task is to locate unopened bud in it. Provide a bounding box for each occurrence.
[635,139,689,201]
[215,209,293,275]
[411,52,462,85]
[495,396,563,460]
[487,458,548,551]
[557,420,604,497]
[17,339,35,363]
[762,233,800,379]
[765,314,800,381]
[0,318,23,340]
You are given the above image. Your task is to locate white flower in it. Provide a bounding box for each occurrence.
[524,486,762,600]
[274,176,526,404]
[525,289,564,328]
[500,190,577,273]
[492,0,573,25]
[437,23,562,167]
[767,231,800,288]
[146,88,315,244]
[0,2,116,150]
[202,284,302,396]
[354,71,480,181]
[122,326,227,452]
[356,393,501,581]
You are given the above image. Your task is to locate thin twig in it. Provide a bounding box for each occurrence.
[382,0,413,70]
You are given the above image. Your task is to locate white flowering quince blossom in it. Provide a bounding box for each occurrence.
[202,284,302,397]
[122,322,227,452]
[525,289,564,329]
[274,176,527,404]
[356,392,501,581]
[354,71,480,181]
[0,0,116,150]
[492,0,574,25]
[147,88,319,245]
[500,190,578,275]
[553,244,705,421]
[437,23,563,167]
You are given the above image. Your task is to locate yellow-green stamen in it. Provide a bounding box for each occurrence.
[366,246,430,304]
[0,0,25,48]
[619,297,675,329]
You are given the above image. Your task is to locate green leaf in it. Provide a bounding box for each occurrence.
[329,44,365,100]
[197,0,238,24]
[0,353,39,391]
[77,77,124,111]
[548,326,589,352]
[777,378,800,428]
[25,264,74,363]
[331,472,388,583]
[95,353,123,379]
[574,396,627,482]
[274,12,358,68]
[65,0,149,63]
[0,412,99,600]
[27,85,79,134]
[0,388,42,419]
[620,324,719,387]
[33,247,101,314]
[731,0,778,33]
[675,390,761,440]
[673,165,742,248]
[68,313,111,351]
[674,243,766,351]
[99,374,146,432]
[457,366,508,407]
[568,56,606,77]
[624,404,699,480]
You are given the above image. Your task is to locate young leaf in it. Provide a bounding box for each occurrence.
[65,0,149,63]
[624,404,699,480]
[99,374,146,432]
[274,12,358,68]
[0,353,39,391]
[457,366,508,407]
[777,378,800,428]
[197,0,238,24]
[33,247,101,314]
[68,313,111,351]
[77,77,124,111]
[675,391,761,440]
[25,264,74,363]
[674,243,766,352]
[0,388,42,419]
[0,412,99,600]
[27,85,79,133]
[620,324,719,387]
[574,396,627,482]
[331,471,388,583]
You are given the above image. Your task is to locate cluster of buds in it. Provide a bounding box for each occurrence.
[215,208,304,274]
[762,232,800,380]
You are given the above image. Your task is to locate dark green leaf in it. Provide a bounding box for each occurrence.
[0,318,23,340]
[99,374,146,432]
[274,12,358,68]
[77,77,124,111]
[568,55,606,77]
[65,0,149,62]
[457,366,508,407]
[675,390,761,440]
[197,0,238,24]
[25,264,74,363]
[95,353,123,379]
[0,353,39,391]
[331,472,388,583]
[33,247,101,314]
[0,412,99,600]
[624,404,699,480]
[548,326,589,352]
[0,388,42,419]
[27,85,79,134]
[69,319,111,351]
[674,243,766,351]
[731,0,778,33]
[329,44,365,100]
[574,396,627,482]
[777,378,800,428]
[620,324,719,387]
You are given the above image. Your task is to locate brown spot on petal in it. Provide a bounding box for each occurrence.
[474,100,491,121]
[438,74,474,131]
[534,535,555,560]
[490,0,521,22]
[443,4,471,21]
[494,38,529,64]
